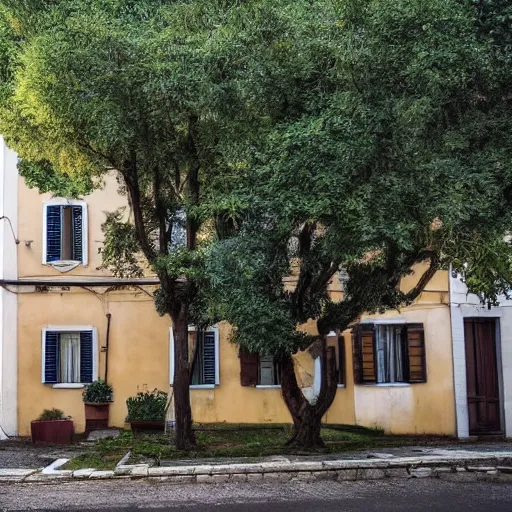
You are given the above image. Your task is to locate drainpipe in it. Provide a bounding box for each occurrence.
[104,313,112,384]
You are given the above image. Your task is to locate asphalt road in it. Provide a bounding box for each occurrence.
[1,479,512,511]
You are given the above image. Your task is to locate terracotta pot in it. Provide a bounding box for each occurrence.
[84,402,111,431]
[127,420,165,433]
[31,419,74,444]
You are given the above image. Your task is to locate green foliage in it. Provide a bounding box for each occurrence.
[205,0,512,358]
[18,159,94,198]
[37,408,66,421]
[82,379,114,404]
[126,389,168,422]
[101,210,143,278]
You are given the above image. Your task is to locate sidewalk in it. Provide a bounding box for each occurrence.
[1,444,512,484]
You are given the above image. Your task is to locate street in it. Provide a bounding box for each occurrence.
[1,479,512,511]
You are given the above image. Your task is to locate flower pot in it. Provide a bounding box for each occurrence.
[84,402,111,431]
[31,419,74,444]
[127,420,165,434]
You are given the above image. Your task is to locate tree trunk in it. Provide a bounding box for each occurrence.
[171,301,196,450]
[280,335,338,449]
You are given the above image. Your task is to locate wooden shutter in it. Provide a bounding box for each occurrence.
[337,338,345,385]
[406,323,427,383]
[43,331,59,383]
[239,347,259,387]
[46,206,61,262]
[202,332,216,385]
[72,206,83,262]
[80,331,94,384]
[353,324,376,384]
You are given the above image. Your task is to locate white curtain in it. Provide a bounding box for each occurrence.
[376,326,404,383]
[60,333,81,383]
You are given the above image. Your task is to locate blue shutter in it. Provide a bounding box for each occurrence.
[46,206,61,262]
[80,331,93,383]
[202,332,216,385]
[44,331,60,383]
[72,206,83,262]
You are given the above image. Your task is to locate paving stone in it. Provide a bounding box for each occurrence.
[247,473,264,483]
[467,466,496,472]
[0,469,34,478]
[211,474,230,484]
[227,464,263,474]
[337,469,357,481]
[89,470,114,479]
[228,473,248,483]
[130,465,149,478]
[73,468,95,479]
[25,473,71,482]
[409,468,432,478]
[193,465,214,475]
[87,429,120,442]
[291,472,312,483]
[196,474,214,484]
[385,468,409,479]
[263,472,292,482]
[311,470,337,481]
[114,464,136,476]
[153,475,196,484]
[357,468,386,480]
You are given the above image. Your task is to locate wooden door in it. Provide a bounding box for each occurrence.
[464,319,501,435]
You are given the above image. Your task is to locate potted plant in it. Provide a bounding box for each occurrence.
[82,379,113,431]
[126,388,168,433]
[31,409,74,444]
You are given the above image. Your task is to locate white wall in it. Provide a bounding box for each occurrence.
[450,272,512,438]
[0,137,18,437]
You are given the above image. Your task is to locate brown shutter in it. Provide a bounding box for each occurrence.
[353,324,376,384]
[406,323,427,383]
[337,337,345,385]
[239,347,259,387]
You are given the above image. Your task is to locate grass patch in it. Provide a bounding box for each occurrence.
[63,424,450,469]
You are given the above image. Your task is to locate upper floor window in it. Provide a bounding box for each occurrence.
[353,323,427,385]
[42,327,97,387]
[43,201,88,270]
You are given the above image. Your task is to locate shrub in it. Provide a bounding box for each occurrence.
[126,389,168,422]
[82,379,114,403]
[37,408,67,421]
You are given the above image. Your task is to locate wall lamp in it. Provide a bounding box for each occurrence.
[0,216,20,245]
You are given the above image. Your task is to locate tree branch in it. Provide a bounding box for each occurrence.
[120,154,157,263]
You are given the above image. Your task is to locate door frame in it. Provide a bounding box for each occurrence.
[450,304,505,437]
[463,317,503,435]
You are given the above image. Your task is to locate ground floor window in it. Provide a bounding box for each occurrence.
[42,328,95,384]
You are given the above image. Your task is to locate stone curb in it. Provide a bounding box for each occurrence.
[2,452,512,485]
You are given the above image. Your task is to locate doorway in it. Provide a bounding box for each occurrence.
[464,318,502,435]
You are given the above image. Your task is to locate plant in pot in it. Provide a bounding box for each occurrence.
[31,408,74,444]
[82,380,113,431]
[126,388,168,433]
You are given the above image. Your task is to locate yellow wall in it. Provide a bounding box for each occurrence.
[16,173,454,436]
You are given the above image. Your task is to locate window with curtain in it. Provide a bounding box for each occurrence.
[42,330,94,384]
[376,325,405,383]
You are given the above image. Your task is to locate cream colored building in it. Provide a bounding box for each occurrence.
[1,141,460,437]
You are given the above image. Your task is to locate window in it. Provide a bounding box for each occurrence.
[240,350,280,387]
[191,331,216,386]
[169,326,220,388]
[353,323,426,385]
[42,327,97,386]
[43,202,88,268]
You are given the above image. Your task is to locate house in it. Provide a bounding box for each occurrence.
[0,140,462,438]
